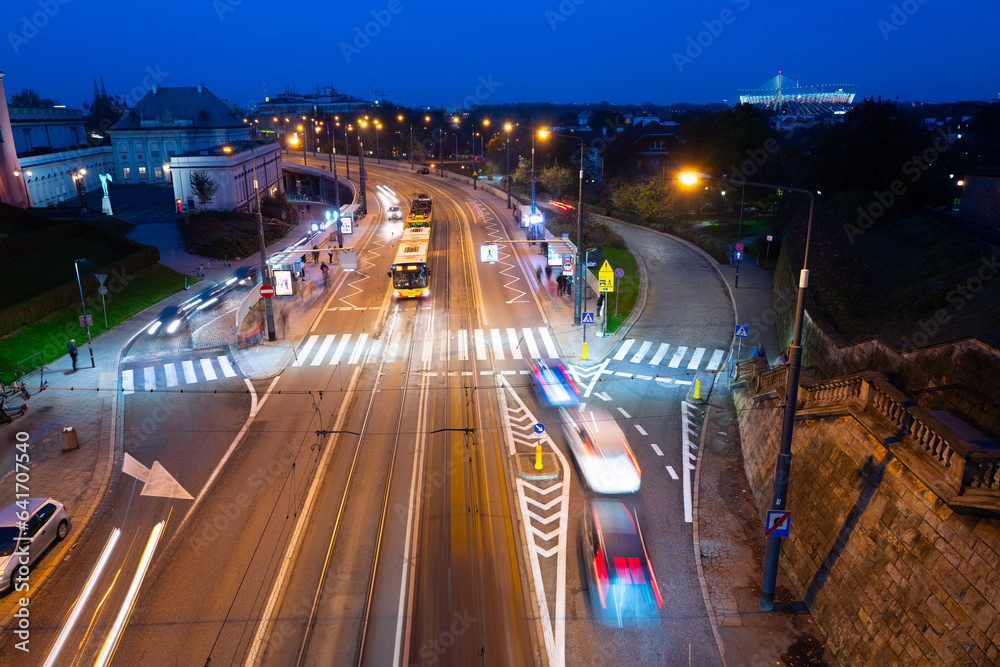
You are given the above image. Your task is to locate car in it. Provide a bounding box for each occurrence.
[0,498,70,592]
[146,305,191,335]
[580,500,662,625]
[560,406,641,494]
[388,206,402,220]
[417,166,430,174]
[232,265,260,287]
[530,359,580,406]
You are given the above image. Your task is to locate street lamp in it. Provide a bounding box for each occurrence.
[539,129,585,327]
[357,121,367,215]
[72,258,96,368]
[72,168,87,211]
[678,171,815,612]
[250,144,277,341]
[504,123,513,208]
[373,120,381,165]
[343,123,351,179]
[13,169,32,206]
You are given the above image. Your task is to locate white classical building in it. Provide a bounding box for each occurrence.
[169,140,283,213]
[108,83,250,185]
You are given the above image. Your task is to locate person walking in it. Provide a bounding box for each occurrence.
[596,292,605,318]
[68,339,78,371]
[545,265,552,282]
[535,266,542,285]
[279,307,289,336]
[328,248,334,263]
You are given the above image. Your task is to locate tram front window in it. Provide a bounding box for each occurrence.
[393,266,427,289]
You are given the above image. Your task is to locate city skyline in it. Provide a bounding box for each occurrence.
[3,0,998,111]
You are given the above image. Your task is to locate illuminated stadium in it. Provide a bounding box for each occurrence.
[739,71,857,114]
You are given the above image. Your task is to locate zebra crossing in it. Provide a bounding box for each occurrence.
[289,326,727,373]
[121,355,238,394]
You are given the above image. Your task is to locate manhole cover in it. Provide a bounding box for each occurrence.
[37,405,54,412]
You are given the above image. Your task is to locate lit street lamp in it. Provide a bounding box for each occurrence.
[72,168,87,212]
[72,258,96,368]
[679,171,815,612]
[13,169,32,206]
[539,129,585,326]
[504,123,513,209]
[357,121,368,215]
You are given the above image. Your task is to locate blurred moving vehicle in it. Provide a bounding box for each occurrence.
[417,166,430,174]
[560,406,640,494]
[581,500,662,625]
[0,498,70,592]
[387,206,402,220]
[233,265,259,287]
[530,360,580,407]
[147,305,192,335]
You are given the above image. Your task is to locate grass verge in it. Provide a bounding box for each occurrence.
[0,265,196,377]
[588,247,639,335]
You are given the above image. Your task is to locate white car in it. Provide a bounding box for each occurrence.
[0,498,69,592]
[560,406,641,494]
[388,206,402,220]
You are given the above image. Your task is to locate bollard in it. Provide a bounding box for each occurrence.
[694,378,701,400]
[62,426,80,452]
[582,342,588,361]
[535,444,543,470]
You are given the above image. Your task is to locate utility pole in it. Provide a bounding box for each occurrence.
[252,144,277,341]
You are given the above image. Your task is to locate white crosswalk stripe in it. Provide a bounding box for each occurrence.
[348,333,368,364]
[143,366,155,390]
[458,329,469,361]
[538,327,559,358]
[706,349,724,371]
[687,347,706,370]
[668,346,688,368]
[330,334,351,364]
[613,339,634,361]
[218,356,237,377]
[182,360,198,384]
[122,355,240,393]
[164,363,178,387]
[422,334,434,363]
[506,328,523,359]
[200,358,217,380]
[474,329,488,360]
[522,328,541,359]
[293,335,318,367]
[649,343,669,365]
[311,335,335,366]
[122,369,134,394]
[491,328,505,361]
[630,341,652,364]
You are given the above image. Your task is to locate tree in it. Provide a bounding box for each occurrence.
[9,88,58,108]
[190,171,219,210]
[82,94,127,144]
[512,156,531,187]
[539,164,575,197]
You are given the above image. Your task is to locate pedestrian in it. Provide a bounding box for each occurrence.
[545,265,552,281]
[313,245,320,263]
[300,264,307,280]
[68,339,78,371]
[566,277,572,296]
[535,266,542,285]
[328,248,334,263]
[596,292,605,317]
[280,307,289,334]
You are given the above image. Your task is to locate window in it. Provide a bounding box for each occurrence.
[135,142,143,153]
[650,139,666,150]
[150,142,160,157]
[122,166,131,180]
[154,166,163,179]
[138,166,147,179]
[119,142,129,153]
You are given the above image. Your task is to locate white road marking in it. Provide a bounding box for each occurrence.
[164,363,178,387]
[666,465,679,480]
[614,372,632,377]
[669,346,688,368]
[613,339,634,361]
[200,358,217,381]
[617,407,631,418]
[706,349,725,371]
[651,443,663,456]
[293,335,318,367]
[649,343,669,365]
[348,333,368,364]
[121,369,134,395]
[330,334,351,364]
[630,341,652,364]
[474,329,488,360]
[459,329,469,361]
[507,328,523,359]
[593,391,612,401]
[636,374,652,380]
[182,360,197,384]
[635,424,648,436]
[682,401,698,522]
[655,377,672,385]
[687,347,706,370]
[422,333,435,362]
[217,356,237,377]
[311,335,335,366]
[538,327,559,358]
[491,328,505,360]
[143,366,155,390]
[522,327,541,359]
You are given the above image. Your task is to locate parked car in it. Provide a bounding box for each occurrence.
[581,500,662,624]
[560,406,641,494]
[417,166,430,174]
[0,498,70,592]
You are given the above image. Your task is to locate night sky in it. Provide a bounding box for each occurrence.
[4,0,997,110]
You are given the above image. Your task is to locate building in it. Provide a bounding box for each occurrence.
[958,168,1000,229]
[168,140,283,213]
[108,83,250,185]
[256,86,372,140]
[618,120,684,173]
[0,71,32,207]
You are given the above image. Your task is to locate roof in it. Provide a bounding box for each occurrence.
[111,86,246,131]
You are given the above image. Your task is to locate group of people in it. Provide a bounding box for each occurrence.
[555,274,573,296]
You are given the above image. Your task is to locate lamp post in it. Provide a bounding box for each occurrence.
[539,130,585,326]
[13,169,32,207]
[251,144,277,341]
[679,171,815,612]
[504,123,513,209]
[343,123,351,179]
[72,168,87,212]
[373,120,381,165]
[357,121,367,215]
[72,258,96,368]
[297,125,307,165]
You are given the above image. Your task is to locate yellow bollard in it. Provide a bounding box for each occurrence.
[535,444,543,470]
[693,378,701,400]
[582,341,588,361]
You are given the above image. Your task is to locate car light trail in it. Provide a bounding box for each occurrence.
[43,529,121,667]
[94,521,165,667]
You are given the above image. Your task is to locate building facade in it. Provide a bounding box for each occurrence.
[169,140,283,213]
[108,83,250,186]
[0,71,31,207]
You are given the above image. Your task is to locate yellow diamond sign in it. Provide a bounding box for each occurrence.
[598,260,614,293]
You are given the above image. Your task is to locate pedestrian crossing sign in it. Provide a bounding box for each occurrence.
[480,243,499,263]
[735,324,749,338]
[582,312,595,324]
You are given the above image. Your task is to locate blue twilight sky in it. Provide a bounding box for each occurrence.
[2,0,997,111]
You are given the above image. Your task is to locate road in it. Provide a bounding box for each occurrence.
[0,156,737,667]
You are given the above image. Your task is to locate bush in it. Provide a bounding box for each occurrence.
[181,210,290,259]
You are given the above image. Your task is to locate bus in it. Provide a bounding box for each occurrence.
[389,226,430,298]
[405,193,433,229]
